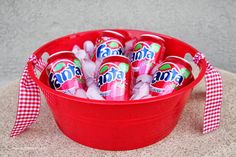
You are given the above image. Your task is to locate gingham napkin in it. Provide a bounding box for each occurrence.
[193,52,223,134]
[10,52,223,136]
[10,55,46,137]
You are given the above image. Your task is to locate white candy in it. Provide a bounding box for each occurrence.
[86,84,105,100]
[151,64,160,75]
[73,47,96,79]
[141,94,152,99]
[132,81,144,94]
[95,59,102,67]
[130,83,150,100]
[82,60,96,79]
[62,87,81,96]
[131,74,153,100]
[75,49,88,60]
[134,81,144,89]
[63,90,73,95]
[72,45,80,54]
[125,38,136,52]
[94,59,102,78]
[85,77,95,87]
[136,74,153,83]
[124,39,136,58]
[67,87,77,95]
[75,88,87,98]
[83,40,95,58]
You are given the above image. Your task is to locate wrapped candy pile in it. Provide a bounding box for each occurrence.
[46,30,194,101]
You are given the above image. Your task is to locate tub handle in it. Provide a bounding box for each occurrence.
[193,52,223,134]
[10,55,47,137]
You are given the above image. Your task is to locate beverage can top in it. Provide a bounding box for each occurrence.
[140,34,165,42]
[165,55,192,71]
[102,30,125,39]
[48,51,74,63]
[102,55,130,63]
[48,51,73,59]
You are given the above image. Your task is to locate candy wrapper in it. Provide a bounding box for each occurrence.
[124,38,137,58]
[130,82,151,100]
[83,40,95,59]
[86,83,105,100]
[73,44,96,79]
[130,74,153,100]
[72,42,104,99]
[75,88,87,98]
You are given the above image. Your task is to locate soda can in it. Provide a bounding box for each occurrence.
[93,30,126,61]
[150,56,194,96]
[97,56,132,101]
[130,34,166,79]
[46,51,86,95]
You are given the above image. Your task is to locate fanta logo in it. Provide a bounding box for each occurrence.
[131,46,154,62]
[152,68,184,86]
[98,67,125,87]
[96,43,123,59]
[49,63,82,89]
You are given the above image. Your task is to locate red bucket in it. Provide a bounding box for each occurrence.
[27,29,206,150]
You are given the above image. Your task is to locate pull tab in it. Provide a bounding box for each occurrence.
[10,55,47,137]
[193,52,223,134]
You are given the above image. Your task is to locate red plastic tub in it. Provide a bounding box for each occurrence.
[27,29,207,150]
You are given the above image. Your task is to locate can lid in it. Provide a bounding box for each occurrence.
[166,55,192,71]
[102,30,125,39]
[140,34,165,42]
[102,55,130,63]
[48,51,74,60]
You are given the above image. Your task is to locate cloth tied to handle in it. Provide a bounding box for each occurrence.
[10,55,46,137]
[193,52,223,134]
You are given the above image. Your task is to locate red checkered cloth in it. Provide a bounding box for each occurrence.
[193,52,223,134]
[10,55,46,137]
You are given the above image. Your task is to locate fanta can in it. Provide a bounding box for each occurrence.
[93,30,126,61]
[97,56,132,101]
[131,34,166,79]
[46,51,86,95]
[150,56,194,96]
